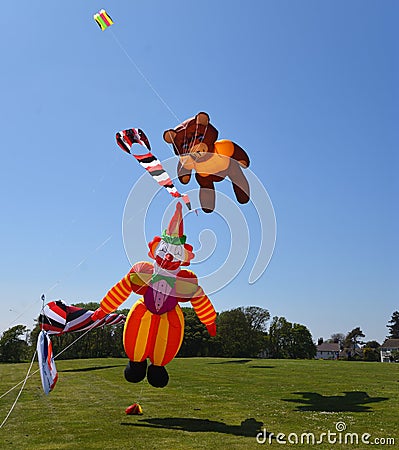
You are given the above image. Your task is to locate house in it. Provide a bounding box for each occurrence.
[316,342,340,360]
[380,339,399,362]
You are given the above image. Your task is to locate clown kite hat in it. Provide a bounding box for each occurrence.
[162,202,186,245]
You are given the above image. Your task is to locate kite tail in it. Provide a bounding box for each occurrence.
[134,152,192,210]
[181,194,192,211]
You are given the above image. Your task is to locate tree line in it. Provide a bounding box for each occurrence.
[0,304,316,362]
[1,306,397,363]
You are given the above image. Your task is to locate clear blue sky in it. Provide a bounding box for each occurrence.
[0,1,397,344]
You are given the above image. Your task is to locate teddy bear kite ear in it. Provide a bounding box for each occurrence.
[163,129,177,144]
[196,112,210,126]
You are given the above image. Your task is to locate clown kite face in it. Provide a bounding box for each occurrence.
[148,202,195,270]
[155,239,185,271]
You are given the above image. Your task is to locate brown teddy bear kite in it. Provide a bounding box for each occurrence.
[163,112,250,213]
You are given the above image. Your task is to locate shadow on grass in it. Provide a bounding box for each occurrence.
[121,417,264,437]
[282,391,389,412]
[59,364,125,373]
[208,359,252,365]
[249,365,275,369]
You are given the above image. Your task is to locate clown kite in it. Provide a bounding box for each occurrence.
[92,202,217,388]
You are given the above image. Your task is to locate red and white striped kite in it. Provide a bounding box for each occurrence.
[116,128,192,210]
[36,300,126,394]
[37,330,58,395]
[39,300,126,335]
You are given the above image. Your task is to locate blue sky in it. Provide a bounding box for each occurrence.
[0,1,397,344]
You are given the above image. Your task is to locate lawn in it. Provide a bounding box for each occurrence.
[0,358,398,449]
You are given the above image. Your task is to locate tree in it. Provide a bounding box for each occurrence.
[268,316,316,359]
[363,347,380,362]
[268,316,292,358]
[387,311,399,339]
[216,308,253,357]
[390,350,399,363]
[290,324,317,359]
[328,333,345,346]
[239,306,270,356]
[178,308,214,357]
[214,307,270,358]
[240,306,270,332]
[344,327,365,360]
[362,340,380,362]
[364,340,380,349]
[0,325,29,362]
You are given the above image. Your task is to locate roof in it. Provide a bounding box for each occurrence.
[381,339,399,349]
[317,342,340,352]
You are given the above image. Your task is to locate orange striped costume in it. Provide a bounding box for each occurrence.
[99,261,216,366]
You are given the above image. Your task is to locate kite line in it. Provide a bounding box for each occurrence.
[109,30,180,123]
[0,351,37,429]
[0,319,106,428]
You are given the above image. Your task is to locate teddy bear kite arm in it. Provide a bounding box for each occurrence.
[231,142,250,168]
[177,159,192,184]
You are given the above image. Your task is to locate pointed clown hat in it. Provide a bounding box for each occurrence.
[162,202,186,245]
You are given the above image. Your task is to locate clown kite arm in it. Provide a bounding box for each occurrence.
[94,274,133,318]
[93,262,152,318]
[191,287,217,336]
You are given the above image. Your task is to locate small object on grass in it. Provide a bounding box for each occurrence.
[125,403,143,415]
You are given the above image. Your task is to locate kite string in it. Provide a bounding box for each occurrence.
[44,234,113,297]
[0,322,99,428]
[4,15,183,331]
[1,19,186,422]
[0,350,37,429]
[3,232,114,333]
[135,380,146,407]
[19,24,182,316]
[109,30,181,123]
[52,323,99,360]
[0,368,40,401]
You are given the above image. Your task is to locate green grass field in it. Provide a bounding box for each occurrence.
[0,358,398,449]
